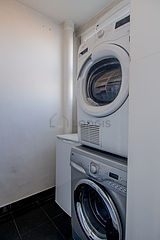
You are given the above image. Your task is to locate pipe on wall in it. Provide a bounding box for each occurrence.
[63,20,74,134]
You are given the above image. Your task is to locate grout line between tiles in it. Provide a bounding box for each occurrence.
[40,206,65,240]
[11,214,23,240]
[12,205,51,237]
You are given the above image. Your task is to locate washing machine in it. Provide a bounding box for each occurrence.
[77,11,130,157]
[71,145,127,240]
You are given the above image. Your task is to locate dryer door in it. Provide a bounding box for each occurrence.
[74,179,122,240]
[77,43,129,117]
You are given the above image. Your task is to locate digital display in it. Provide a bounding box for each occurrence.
[115,15,130,29]
[80,48,88,56]
[109,172,119,180]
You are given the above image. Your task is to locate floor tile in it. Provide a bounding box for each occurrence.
[11,197,35,213]
[37,188,55,204]
[0,215,20,240]
[22,222,64,240]
[53,213,72,240]
[13,203,49,236]
[0,214,11,224]
[0,191,72,240]
[41,200,63,219]
[0,205,11,217]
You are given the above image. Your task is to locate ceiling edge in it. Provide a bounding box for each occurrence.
[15,0,61,25]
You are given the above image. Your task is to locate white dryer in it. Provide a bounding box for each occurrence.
[77,12,130,157]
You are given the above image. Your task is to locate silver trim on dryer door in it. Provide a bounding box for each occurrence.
[75,179,122,240]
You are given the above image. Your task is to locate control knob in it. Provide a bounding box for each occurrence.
[90,165,97,174]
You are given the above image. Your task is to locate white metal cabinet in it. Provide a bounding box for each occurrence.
[56,134,79,216]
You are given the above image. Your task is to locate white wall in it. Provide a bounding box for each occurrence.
[0,0,63,207]
[126,1,160,239]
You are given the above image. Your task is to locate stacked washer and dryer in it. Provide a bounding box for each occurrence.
[71,8,130,240]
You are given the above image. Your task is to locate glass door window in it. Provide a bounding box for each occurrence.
[86,58,122,106]
[74,182,122,240]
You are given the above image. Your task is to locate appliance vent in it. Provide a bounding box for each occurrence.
[80,124,100,146]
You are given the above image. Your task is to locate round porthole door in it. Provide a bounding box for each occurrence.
[74,179,122,240]
[77,43,129,117]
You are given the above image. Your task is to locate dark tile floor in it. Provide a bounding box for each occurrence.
[0,189,73,240]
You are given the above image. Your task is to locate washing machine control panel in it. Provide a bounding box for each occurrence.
[89,161,127,195]
[106,180,127,194]
[89,161,126,180]
[71,149,127,195]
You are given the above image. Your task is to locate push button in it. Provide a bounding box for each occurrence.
[123,188,127,193]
